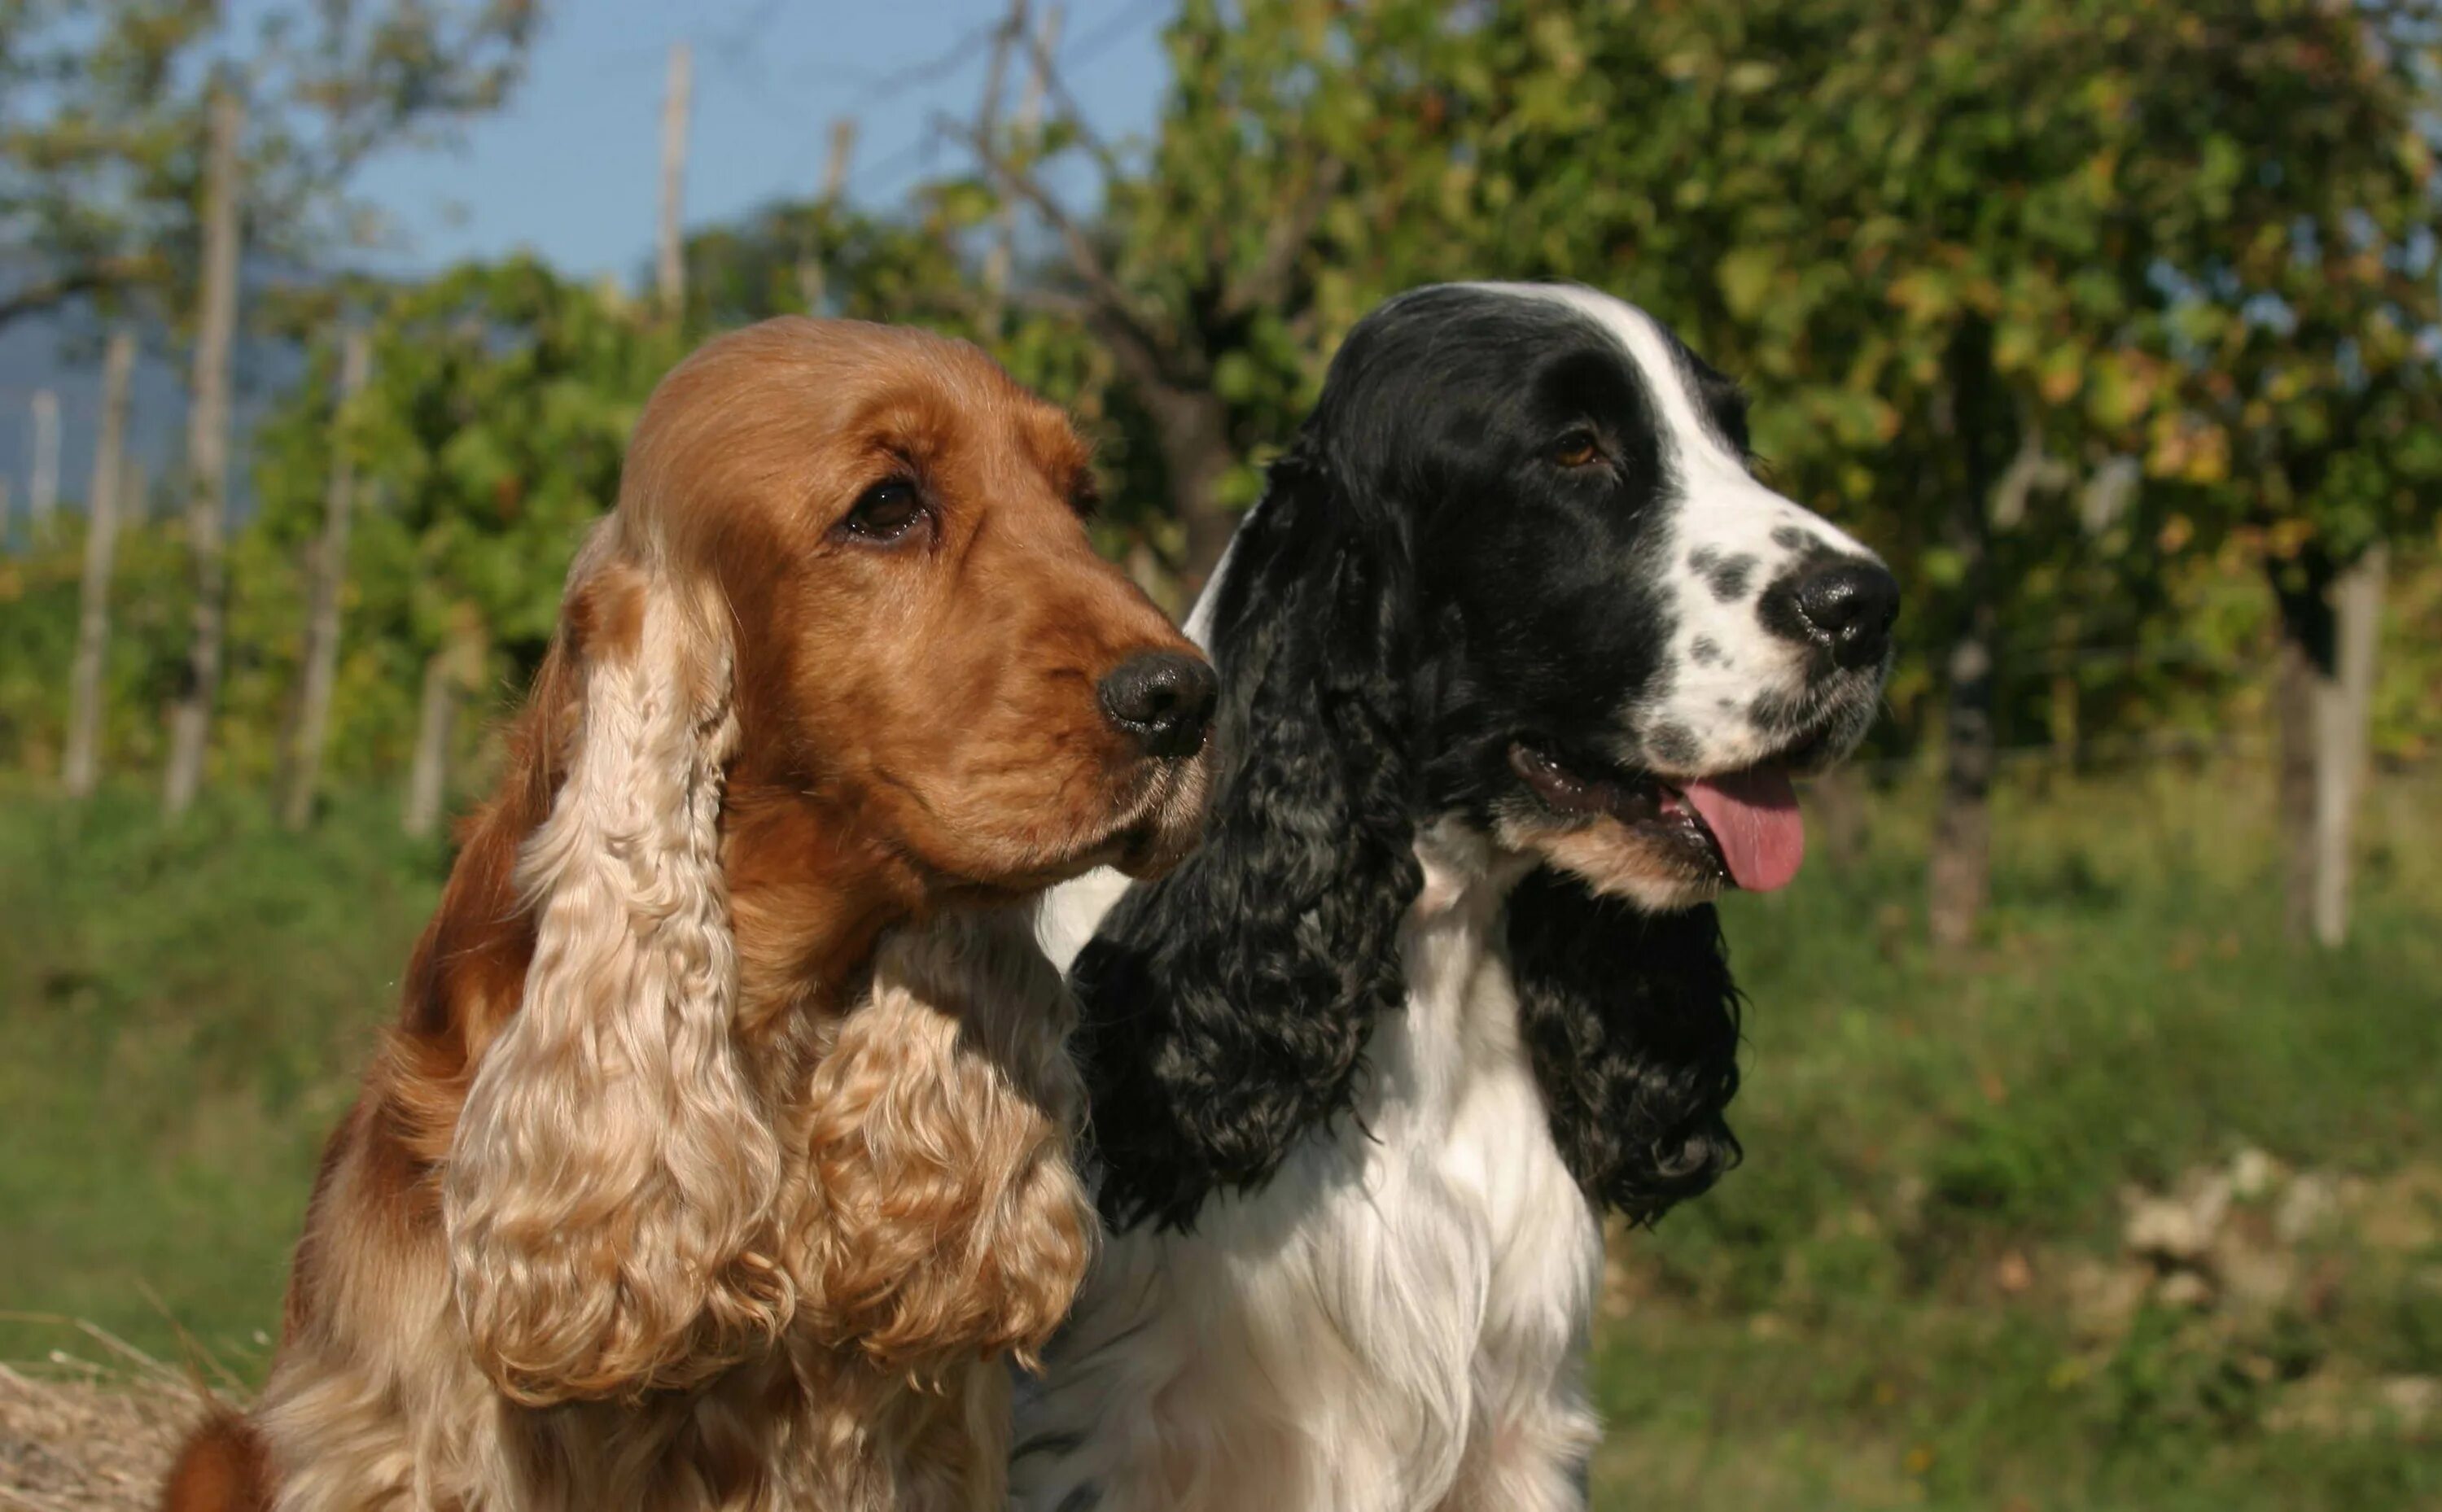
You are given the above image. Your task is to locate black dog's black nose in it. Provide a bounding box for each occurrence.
[1097,650,1217,759]
[1789,559,1900,670]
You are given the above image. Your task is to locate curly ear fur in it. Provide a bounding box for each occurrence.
[443,548,790,1405]
[1074,451,1423,1232]
[1508,867,1743,1221]
[785,907,1095,1378]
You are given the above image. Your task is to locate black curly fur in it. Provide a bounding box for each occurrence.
[1507,868,1744,1219]
[1074,285,1779,1234]
[1073,444,1422,1233]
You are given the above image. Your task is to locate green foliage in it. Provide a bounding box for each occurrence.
[1449,0,2441,754]
[0,0,215,312]
[234,258,681,785]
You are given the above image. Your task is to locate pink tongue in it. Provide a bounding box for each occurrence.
[1680,768,1805,892]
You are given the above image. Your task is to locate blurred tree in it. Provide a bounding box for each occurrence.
[1,0,540,330]
[0,0,208,329]
[958,0,1491,594]
[243,259,678,818]
[1466,0,2440,947]
[7,1,543,811]
[2140,3,2442,947]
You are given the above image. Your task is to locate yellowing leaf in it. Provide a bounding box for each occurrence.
[1717,247,1780,321]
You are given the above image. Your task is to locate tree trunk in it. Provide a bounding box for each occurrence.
[656,42,692,316]
[281,327,373,830]
[403,646,461,839]
[1927,614,1997,951]
[2273,556,2324,942]
[163,81,245,818]
[1153,385,1238,599]
[2273,544,2334,943]
[2274,544,2387,947]
[1926,327,2001,952]
[63,330,136,797]
[2047,671,2079,775]
[28,388,59,533]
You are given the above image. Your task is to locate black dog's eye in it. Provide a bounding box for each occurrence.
[842,479,926,542]
[1554,430,1603,468]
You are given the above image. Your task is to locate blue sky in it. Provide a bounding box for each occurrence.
[349,0,1175,279]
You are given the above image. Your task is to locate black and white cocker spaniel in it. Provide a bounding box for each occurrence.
[1016,282,1899,1511]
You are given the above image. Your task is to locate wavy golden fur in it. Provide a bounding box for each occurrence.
[158,318,1212,1512]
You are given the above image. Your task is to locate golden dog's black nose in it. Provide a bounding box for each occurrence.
[1098,651,1217,759]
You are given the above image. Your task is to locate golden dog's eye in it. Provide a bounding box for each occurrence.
[1554,430,1602,468]
[842,479,926,542]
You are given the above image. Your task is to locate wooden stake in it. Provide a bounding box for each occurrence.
[28,389,59,531]
[2313,544,2388,947]
[404,620,481,839]
[984,2,1061,326]
[799,117,860,312]
[63,329,136,797]
[281,326,374,830]
[657,41,694,315]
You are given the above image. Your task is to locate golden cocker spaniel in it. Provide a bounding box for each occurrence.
[160,318,1216,1512]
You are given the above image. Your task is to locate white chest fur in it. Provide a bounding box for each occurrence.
[1014,832,1605,1512]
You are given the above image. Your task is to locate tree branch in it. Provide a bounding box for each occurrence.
[943,114,1195,381]
[0,256,157,331]
[1020,27,1129,185]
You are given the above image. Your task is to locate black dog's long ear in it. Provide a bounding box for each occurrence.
[1508,867,1743,1222]
[1074,449,1420,1233]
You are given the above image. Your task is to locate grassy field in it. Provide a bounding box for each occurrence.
[2,763,2438,1508]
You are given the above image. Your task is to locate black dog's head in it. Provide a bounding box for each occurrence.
[1077,283,1897,1231]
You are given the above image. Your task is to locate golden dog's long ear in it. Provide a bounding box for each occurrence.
[442,537,789,1405]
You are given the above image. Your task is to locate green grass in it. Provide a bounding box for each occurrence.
[1591,763,2442,1510]
[0,783,448,1378]
[2,764,2437,1506]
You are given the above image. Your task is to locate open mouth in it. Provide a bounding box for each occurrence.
[1508,740,1806,893]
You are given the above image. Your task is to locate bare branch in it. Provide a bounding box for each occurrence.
[0,256,158,331]
[1021,25,1129,184]
[941,113,1193,379]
